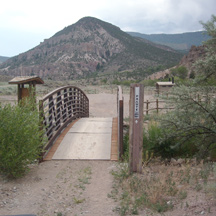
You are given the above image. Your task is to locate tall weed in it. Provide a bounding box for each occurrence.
[143,121,176,159]
[0,99,44,178]
[110,161,215,215]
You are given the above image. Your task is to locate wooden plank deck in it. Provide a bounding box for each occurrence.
[43,117,118,161]
[43,119,79,161]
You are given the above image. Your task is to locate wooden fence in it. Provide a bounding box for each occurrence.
[144,99,174,115]
[39,86,89,155]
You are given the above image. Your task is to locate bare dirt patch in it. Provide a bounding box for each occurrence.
[0,161,118,216]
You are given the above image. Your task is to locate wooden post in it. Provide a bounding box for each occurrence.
[39,99,45,161]
[156,99,159,113]
[18,84,22,102]
[146,100,149,115]
[129,84,144,173]
[119,98,124,159]
[117,86,124,159]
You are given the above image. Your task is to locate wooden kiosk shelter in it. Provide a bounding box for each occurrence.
[156,78,175,94]
[9,76,44,102]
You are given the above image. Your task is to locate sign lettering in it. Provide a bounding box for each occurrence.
[134,87,139,118]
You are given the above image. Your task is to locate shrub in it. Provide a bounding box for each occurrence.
[141,79,157,87]
[123,128,129,161]
[158,85,216,159]
[171,66,188,79]
[142,120,200,160]
[143,122,177,159]
[0,99,44,178]
[112,79,121,85]
[101,78,107,84]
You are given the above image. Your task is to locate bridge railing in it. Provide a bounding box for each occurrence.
[117,86,124,159]
[39,86,89,154]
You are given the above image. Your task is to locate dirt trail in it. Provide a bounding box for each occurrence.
[0,89,157,216]
[0,160,118,216]
[77,161,118,216]
[0,91,125,216]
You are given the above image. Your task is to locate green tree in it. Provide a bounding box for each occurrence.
[194,15,216,83]
[200,15,216,52]
[189,71,195,79]
[155,15,216,159]
[157,86,216,159]
[171,66,188,79]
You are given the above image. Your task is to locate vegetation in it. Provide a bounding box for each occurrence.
[122,15,216,161]
[171,66,188,79]
[111,15,216,216]
[155,86,216,159]
[152,15,216,160]
[122,14,216,161]
[0,85,16,95]
[0,56,10,63]
[110,161,215,215]
[0,97,45,178]
[127,31,211,52]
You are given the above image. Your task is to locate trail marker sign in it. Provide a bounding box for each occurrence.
[129,84,144,173]
[134,87,140,118]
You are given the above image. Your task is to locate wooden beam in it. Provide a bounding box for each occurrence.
[129,84,144,173]
[18,84,22,102]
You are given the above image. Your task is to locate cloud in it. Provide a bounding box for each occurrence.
[1,0,215,34]
[94,0,216,33]
[0,0,216,56]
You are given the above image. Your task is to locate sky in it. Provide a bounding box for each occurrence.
[0,0,215,57]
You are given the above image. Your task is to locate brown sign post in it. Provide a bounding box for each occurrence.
[129,84,144,173]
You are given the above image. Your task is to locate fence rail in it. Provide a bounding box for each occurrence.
[39,86,89,156]
[144,99,174,114]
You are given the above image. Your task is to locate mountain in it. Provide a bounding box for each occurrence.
[146,45,207,80]
[0,17,183,80]
[179,45,207,69]
[127,31,210,52]
[0,56,10,64]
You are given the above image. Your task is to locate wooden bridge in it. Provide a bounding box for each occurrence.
[39,86,123,161]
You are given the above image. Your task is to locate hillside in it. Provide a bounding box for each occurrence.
[0,17,182,80]
[146,45,207,80]
[127,31,210,52]
[0,56,10,64]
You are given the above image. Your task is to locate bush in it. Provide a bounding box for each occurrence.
[112,79,121,85]
[141,79,157,87]
[123,128,129,161]
[123,121,181,161]
[0,99,44,178]
[121,80,134,86]
[171,66,188,79]
[155,86,216,160]
[143,122,177,159]
[143,121,200,160]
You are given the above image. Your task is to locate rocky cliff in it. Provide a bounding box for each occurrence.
[146,45,207,80]
[179,45,207,68]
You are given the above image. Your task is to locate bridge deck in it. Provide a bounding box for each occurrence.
[44,117,118,161]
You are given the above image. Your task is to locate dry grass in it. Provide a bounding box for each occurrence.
[110,160,216,215]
